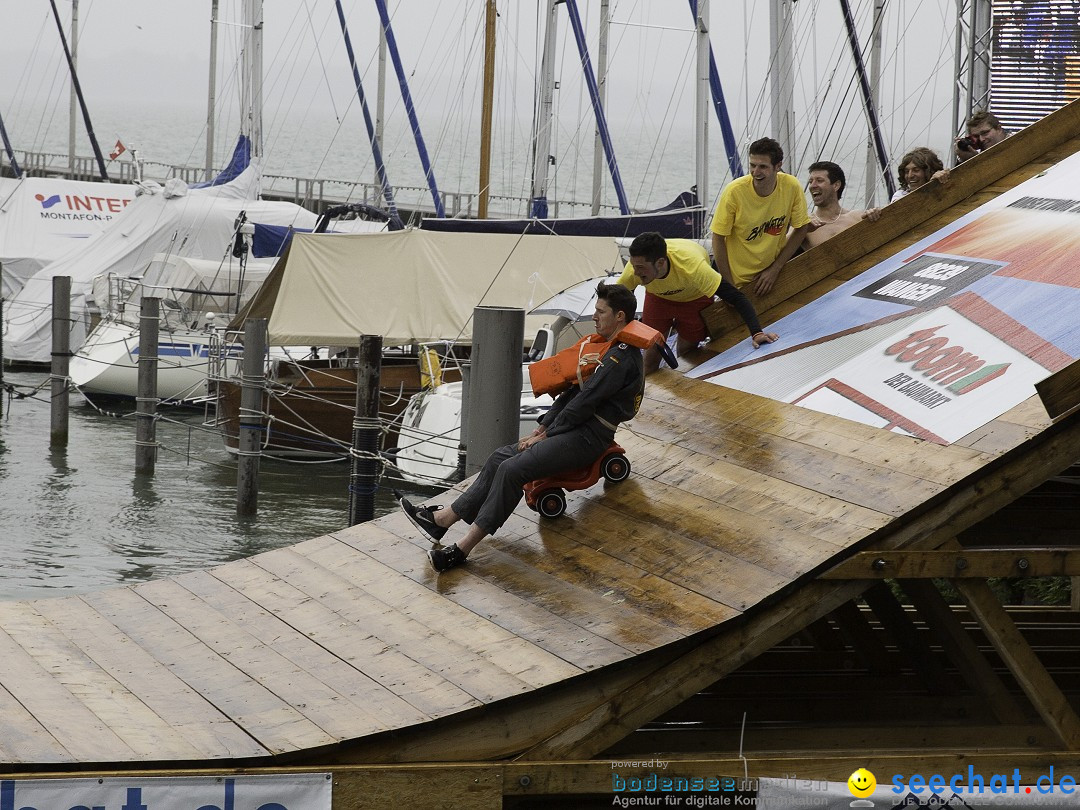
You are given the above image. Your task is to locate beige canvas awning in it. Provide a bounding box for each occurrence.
[252,228,623,346]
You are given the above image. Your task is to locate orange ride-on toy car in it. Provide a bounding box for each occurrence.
[523,443,630,519]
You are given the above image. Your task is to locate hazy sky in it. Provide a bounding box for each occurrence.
[1,1,961,210]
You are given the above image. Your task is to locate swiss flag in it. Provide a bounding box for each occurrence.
[109,139,126,160]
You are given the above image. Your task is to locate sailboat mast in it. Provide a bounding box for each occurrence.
[242,0,264,159]
[479,0,497,219]
[373,0,446,218]
[206,0,219,181]
[694,0,709,214]
[769,0,795,169]
[590,0,609,217]
[864,0,884,206]
[68,0,78,178]
[564,0,629,215]
[49,0,107,180]
[839,0,894,199]
[530,0,559,218]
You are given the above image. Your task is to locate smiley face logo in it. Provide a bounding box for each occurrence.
[848,768,876,798]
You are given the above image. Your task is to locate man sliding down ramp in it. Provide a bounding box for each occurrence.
[401,282,665,573]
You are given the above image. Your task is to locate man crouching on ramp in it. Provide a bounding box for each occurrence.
[401,282,646,573]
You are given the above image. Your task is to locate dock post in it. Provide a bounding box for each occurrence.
[1,270,4,419]
[236,318,267,517]
[348,334,382,526]
[50,275,72,448]
[135,296,160,475]
[465,306,524,476]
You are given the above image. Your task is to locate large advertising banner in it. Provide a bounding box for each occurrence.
[0,774,331,810]
[691,150,1080,445]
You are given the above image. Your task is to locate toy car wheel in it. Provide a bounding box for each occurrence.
[537,489,567,518]
[602,453,631,483]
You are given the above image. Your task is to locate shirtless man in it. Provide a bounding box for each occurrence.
[804,161,881,250]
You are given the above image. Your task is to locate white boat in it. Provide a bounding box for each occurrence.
[70,253,277,402]
[390,379,555,486]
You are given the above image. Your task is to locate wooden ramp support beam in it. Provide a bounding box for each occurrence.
[822,548,1080,579]
[514,580,870,762]
[898,578,1028,725]
[861,583,958,696]
[952,574,1080,750]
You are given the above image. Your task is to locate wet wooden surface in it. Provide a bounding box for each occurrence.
[0,366,1059,766]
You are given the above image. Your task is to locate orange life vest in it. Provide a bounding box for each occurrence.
[528,320,663,397]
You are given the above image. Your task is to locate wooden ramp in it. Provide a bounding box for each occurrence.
[3,103,1080,770]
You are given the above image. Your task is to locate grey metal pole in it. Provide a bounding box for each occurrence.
[236,317,267,516]
[465,306,524,476]
[135,296,160,475]
[457,362,470,479]
[348,334,382,526]
[50,275,71,449]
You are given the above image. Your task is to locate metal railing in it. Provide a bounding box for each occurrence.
[6,149,622,221]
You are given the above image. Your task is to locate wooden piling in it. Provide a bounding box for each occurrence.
[348,334,382,526]
[49,275,71,448]
[465,306,524,475]
[135,296,160,475]
[236,318,267,517]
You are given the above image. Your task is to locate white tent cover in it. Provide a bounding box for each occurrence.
[2,163,318,363]
[266,229,624,346]
[0,175,139,298]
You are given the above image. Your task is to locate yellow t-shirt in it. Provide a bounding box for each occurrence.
[616,238,720,302]
[710,173,810,287]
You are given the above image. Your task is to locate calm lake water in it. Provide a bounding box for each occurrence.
[0,371,437,600]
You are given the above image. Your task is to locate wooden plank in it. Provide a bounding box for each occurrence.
[331,522,636,669]
[202,556,482,719]
[176,567,434,731]
[4,598,255,761]
[568,475,847,584]
[647,449,888,533]
[490,509,751,626]
[633,398,943,514]
[953,576,1080,749]
[0,612,135,763]
[296,535,584,688]
[80,586,335,755]
[251,542,561,701]
[823,548,1080,579]
[0,681,71,763]
[134,574,436,741]
[370,512,687,653]
[900,579,1029,725]
[1037,358,1080,419]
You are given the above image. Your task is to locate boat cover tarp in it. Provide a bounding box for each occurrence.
[251,218,388,257]
[0,175,139,298]
[3,162,320,363]
[249,229,624,346]
[419,190,705,239]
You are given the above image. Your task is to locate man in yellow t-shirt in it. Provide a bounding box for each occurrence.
[711,137,810,296]
[617,232,777,373]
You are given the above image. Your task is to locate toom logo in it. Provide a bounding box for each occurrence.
[884,325,1010,395]
[855,253,1004,308]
